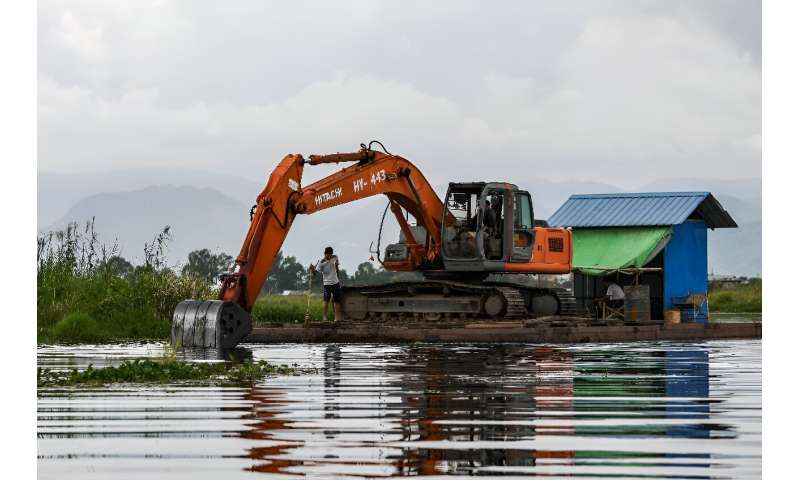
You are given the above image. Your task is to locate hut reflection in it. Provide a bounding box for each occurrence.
[395,345,576,475]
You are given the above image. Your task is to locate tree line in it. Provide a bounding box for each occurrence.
[100,247,409,294]
[262,251,417,294]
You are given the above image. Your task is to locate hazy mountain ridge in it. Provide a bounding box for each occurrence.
[39,169,761,276]
[45,185,251,265]
[38,169,263,226]
[638,177,761,201]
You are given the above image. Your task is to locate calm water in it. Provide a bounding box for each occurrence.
[38,340,761,479]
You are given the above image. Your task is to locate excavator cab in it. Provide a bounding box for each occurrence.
[441,182,547,272]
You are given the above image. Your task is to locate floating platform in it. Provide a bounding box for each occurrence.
[245,318,761,344]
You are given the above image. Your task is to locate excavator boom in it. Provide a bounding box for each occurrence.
[224,148,444,309]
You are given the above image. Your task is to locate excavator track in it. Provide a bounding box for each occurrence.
[495,287,527,318]
[341,280,573,322]
[551,287,578,316]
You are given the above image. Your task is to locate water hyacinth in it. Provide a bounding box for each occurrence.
[37,357,299,387]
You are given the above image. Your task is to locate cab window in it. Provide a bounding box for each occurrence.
[514,193,533,229]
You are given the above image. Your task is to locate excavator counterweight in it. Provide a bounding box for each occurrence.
[170,143,573,349]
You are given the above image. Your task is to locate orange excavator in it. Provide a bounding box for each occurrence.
[171,142,574,348]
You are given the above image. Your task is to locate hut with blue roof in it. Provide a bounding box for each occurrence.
[548,192,737,322]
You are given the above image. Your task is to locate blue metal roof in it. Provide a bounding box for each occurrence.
[548,192,737,229]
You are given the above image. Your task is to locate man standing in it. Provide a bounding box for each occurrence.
[308,246,342,322]
[600,278,625,309]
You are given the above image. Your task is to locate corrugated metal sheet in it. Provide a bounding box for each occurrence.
[548,192,737,229]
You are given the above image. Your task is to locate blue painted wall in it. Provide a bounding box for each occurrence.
[664,220,709,322]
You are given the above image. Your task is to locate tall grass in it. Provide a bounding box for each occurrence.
[708,279,762,313]
[37,219,214,343]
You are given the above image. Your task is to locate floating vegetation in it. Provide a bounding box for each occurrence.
[37,357,299,387]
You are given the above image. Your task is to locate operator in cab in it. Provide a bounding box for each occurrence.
[483,196,503,259]
[308,246,342,322]
[482,198,497,231]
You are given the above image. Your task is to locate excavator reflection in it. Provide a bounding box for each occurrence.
[235,344,714,476]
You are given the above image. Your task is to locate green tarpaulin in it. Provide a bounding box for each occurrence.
[572,227,672,276]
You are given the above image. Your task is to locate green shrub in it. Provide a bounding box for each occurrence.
[50,312,107,343]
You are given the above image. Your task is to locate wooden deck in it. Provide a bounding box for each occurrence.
[245,318,761,344]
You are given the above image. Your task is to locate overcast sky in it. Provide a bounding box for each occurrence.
[38,0,761,189]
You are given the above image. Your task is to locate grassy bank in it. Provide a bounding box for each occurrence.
[252,294,325,324]
[37,221,214,343]
[708,279,762,313]
[37,221,333,342]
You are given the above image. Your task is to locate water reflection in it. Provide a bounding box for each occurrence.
[38,341,761,479]
[233,344,755,477]
[179,346,254,362]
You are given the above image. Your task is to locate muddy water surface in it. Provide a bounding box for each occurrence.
[38,340,761,478]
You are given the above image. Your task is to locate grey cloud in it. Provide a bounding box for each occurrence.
[38,0,761,189]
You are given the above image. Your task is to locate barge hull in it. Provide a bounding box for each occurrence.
[245,321,760,344]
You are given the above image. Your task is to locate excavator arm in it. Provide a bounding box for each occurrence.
[171,145,444,348]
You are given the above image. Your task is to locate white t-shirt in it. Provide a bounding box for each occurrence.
[314,256,340,285]
[606,283,625,301]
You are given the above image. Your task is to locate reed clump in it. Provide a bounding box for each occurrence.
[37,219,214,343]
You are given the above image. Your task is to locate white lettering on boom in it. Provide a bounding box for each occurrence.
[314,186,343,207]
[353,178,366,193]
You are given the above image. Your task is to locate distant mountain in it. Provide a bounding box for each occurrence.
[43,184,400,271]
[514,179,623,219]
[709,220,761,277]
[638,177,761,202]
[46,186,251,266]
[713,194,761,224]
[38,168,262,226]
[38,169,761,276]
[707,194,761,276]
